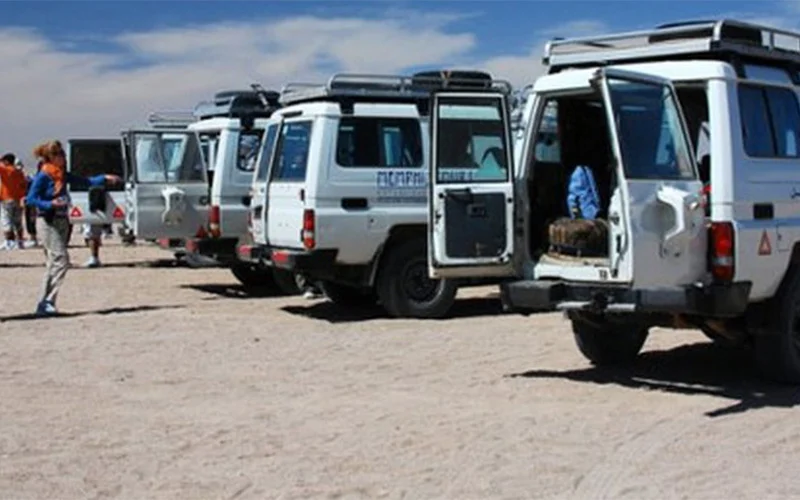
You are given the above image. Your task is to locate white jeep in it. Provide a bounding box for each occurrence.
[428,19,800,383]
[70,88,299,292]
[240,71,510,318]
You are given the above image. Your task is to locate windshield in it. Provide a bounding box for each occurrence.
[607,78,695,180]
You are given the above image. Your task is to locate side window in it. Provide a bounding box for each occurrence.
[738,84,800,158]
[238,130,264,172]
[533,100,560,163]
[199,132,219,170]
[271,121,312,182]
[435,96,509,183]
[335,117,422,167]
[255,124,278,183]
[739,86,775,157]
[766,87,800,157]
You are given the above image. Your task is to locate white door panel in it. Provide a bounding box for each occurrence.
[123,129,210,240]
[428,92,516,278]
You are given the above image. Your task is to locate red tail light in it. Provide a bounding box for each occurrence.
[208,205,221,238]
[710,221,734,282]
[302,209,315,250]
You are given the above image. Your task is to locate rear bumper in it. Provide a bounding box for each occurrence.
[500,280,752,318]
[268,247,339,278]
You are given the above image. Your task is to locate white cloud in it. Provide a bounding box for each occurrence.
[0,12,479,166]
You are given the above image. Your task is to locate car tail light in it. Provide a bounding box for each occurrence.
[710,221,734,282]
[302,209,315,250]
[208,205,221,238]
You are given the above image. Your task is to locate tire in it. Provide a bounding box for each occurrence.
[230,262,277,288]
[754,270,800,384]
[570,312,649,366]
[376,239,457,319]
[272,269,301,296]
[320,281,376,307]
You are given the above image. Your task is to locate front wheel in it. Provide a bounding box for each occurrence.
[570,312,649,366]
[376,240,457,319]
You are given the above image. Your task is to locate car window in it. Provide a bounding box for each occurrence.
[533,99,560,163]
[336,117,422,167]
[255,124,278,183]
[238,130,264,172]
[271,121,312,182]
[435,96,509,183]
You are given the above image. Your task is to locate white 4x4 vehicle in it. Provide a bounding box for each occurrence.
[240,71,508,318]
[113,89,298,292]
[429,19,800,383]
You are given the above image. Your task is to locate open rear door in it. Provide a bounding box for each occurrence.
[428,91,516,278]
[250,120,280,246]
[598,68,707,288]
[66,139,126,225]
[122,129,210,240]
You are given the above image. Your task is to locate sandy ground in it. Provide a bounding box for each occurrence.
[1,237,800,500]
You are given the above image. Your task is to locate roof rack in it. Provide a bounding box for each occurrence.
[278,72,513,110]
[544,19,800,75]
[147,111,198,129]
[193,88,280,120]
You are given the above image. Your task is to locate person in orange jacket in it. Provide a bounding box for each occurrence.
[0,153,27,250]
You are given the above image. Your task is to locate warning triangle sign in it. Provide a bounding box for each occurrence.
[759,230,772,256]
[69,206,82,218]
[112,206,124,219]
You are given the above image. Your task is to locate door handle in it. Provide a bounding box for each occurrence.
[341,198,368,210]
[445,188,473,202]
[609,212,620,225]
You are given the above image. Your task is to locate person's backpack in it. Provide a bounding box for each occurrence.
[566,165,600,219]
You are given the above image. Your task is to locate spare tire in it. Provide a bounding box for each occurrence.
[548,217,609,257]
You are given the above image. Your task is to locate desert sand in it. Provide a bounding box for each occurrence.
[1,238,799,499]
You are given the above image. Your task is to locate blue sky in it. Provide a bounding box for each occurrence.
[1,0,797,164]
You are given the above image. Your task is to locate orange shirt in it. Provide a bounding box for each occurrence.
[0,165,28,202]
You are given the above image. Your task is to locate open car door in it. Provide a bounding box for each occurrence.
[249,120,280,246]
[428,91,517,278]
[597,68,706,288]
[122,129,210,240]
[66,139,126,225]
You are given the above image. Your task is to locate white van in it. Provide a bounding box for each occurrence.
[241,72,507,317]
[429,19,800,383]
[108,89,299,291]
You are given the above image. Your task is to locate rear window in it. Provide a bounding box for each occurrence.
[271,121,312,182]
[69,140,124,191]
[238,130,263,172]
[435,96,510,183]
[336,117,422,167]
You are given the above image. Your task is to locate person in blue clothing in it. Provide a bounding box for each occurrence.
[26,140,122,316]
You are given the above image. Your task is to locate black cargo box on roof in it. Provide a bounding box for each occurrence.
[648,20,763,45]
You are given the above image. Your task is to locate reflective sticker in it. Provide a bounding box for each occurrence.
[758,230,772,256]
[69,206,82,218]
[112,206,125,219]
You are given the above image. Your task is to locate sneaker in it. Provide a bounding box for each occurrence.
[303,289,322,300]
[83,257,101,268]
[35,300,58,317]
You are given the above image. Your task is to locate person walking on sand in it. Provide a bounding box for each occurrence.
[0,153,27,250]
[26,140,122,316]
[22,160,39,247]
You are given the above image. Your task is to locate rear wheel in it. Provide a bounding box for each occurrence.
[570,312,649,366]
[754,270,800,384]
[376,239,457,319]
[272,269,301,296]
[320,281,376,307]
[231,262,276,288]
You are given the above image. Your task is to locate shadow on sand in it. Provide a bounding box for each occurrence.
[507,341,800,417]
[1,304,184,323]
